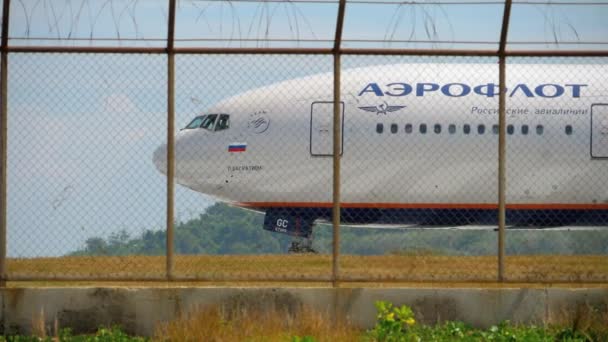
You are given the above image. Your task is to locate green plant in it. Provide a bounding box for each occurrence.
[0,326,146,342]
[291,336,317,342]
[368,301,417,341]
[551,303,608,342]
[443,321,469,339]
[87,326,147,342]
[554,326,593,342]
[57,328,73,341]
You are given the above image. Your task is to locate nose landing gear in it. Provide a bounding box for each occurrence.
[288,233,317,254]
[263,209,319,253]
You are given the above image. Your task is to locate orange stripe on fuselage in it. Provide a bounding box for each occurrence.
[236,202,608,210]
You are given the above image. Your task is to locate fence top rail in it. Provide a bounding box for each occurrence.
[5,45,608,57]
[8,38,608,46]
[39,0,604,5]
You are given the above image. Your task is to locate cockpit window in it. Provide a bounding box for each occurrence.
[185,116,206,129]
[184,113,230,131]
[216,114,230,131]
[200,114,218,130]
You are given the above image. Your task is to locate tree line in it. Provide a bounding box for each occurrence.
[70,203,608,256]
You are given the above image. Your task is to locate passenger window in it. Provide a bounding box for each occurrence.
[185,115,206,129]
[536,125,544,135]
[507,124,514,135]
[405,123,413,134]
[448,124,456,134]
[391,123,398,134]
[463,124,471,135]
[565,125,573,135]
[434,124,441,134]
[492,125,499,134]
[478,124,485,135]
[376,123,384,134]
[215,114,231,131]
[420,124,427,134]
[521,125,529,135]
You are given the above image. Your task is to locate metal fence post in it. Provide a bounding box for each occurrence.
[497,0,512,282]
[497,55,506,281]
[0,0,11,288]
[166,0,177,281]
[332,0,347,288]
[331,53,341,288]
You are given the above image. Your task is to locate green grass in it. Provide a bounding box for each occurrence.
[0,327,147,342]
[3,303,607,342]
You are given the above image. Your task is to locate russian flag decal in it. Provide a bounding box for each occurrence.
[228,142,247,152]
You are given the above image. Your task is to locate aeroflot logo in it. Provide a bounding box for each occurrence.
[358,83,587,98]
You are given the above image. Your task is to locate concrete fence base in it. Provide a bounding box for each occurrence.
[1,287,607,336]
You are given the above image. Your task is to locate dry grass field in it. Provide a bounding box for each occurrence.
[7,254,608,284]
[155,303,360,342]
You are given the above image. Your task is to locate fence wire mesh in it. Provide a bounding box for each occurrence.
[335,56,500,281]
[504,57,608,282]
[168,54,334,280]
[4,52,608,283]
[4,53,608,283]
[7,53,168,279]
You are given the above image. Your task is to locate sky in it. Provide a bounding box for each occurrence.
[7,1,608,48]
[4,0,608,257]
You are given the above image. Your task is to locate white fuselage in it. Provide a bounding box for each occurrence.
[154,63,608,213]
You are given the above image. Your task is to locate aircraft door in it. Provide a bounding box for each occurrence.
[310,101,344,156]
[591,104,608,158]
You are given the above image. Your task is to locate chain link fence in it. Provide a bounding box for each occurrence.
[335,56,499,282]
[2,1,607,284]
[171,54,335,280]
[8,53,168,279]
[504,57,608,282]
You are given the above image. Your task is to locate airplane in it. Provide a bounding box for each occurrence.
[153,63,608,252]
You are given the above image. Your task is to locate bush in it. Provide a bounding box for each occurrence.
[366,301,607,342]
[367,301,417,341]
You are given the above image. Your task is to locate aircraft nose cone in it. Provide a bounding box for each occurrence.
[153,143,167,174]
